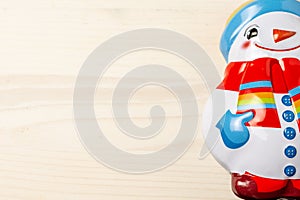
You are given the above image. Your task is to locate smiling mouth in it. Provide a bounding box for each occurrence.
[255,43,300,52]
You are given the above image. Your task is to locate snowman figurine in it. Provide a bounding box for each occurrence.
[203,0,300,199]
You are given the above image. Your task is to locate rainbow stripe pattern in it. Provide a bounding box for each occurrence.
[289,86,300,119]
[237,81,276,111]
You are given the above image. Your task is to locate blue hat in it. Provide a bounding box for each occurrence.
[220,0,300,62]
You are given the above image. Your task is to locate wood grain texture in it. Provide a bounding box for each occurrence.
[0,0,246,199]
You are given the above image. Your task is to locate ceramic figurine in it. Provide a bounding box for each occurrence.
[203,0,300,199]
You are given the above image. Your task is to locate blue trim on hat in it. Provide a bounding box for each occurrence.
[220,0,300,62]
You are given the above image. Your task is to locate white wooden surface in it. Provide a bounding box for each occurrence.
[0,0,246,199]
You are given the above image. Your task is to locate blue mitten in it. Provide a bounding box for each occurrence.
[216,110,254,149]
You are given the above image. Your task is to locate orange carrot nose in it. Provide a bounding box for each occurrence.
[273,29,296,43]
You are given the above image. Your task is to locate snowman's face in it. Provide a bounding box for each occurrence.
[228,12,300,62]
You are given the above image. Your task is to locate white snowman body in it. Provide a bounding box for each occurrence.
[203,12,300,179]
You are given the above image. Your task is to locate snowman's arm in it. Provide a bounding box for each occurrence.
[202,61,250,150]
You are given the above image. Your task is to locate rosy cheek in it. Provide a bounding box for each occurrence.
[242,41,251,49]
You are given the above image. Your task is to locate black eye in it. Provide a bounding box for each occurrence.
[246,27,258,40]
